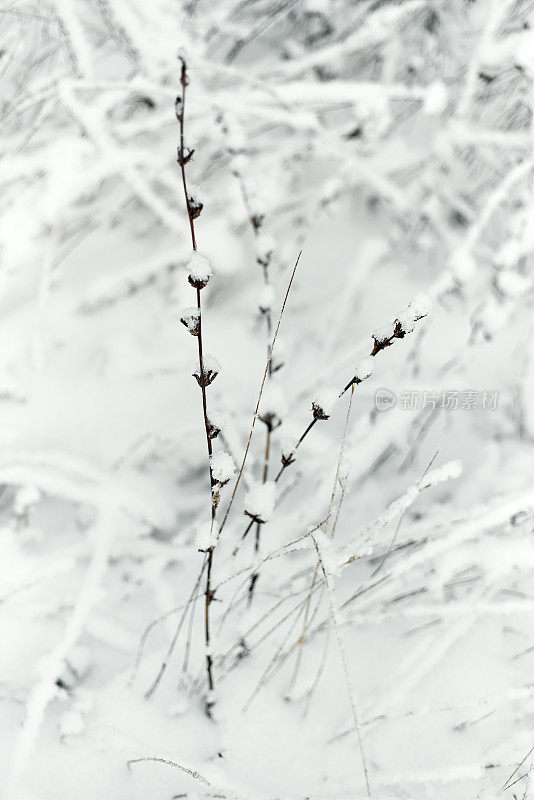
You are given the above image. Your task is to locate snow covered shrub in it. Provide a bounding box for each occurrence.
[4,2,534,799]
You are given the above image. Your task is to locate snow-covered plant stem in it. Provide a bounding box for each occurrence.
[216,116,280,603]
[275,295,431,482]
[245,196,276,604]
[176,58,217,714]
[249,420,272,603]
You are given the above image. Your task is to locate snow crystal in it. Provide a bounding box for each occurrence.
[258,283,275,312]
[180,305,200,334]
[259,382,287,427]
[397,308,416,334]
[187,251,212,287]
[207,409,225,439]
[255,233,275,264]
[313,530,338,577]
[203,353,221,374]
[210,451,235,484]
[312,387,339,420]
[193,353,220,387]
[354,356,374,382]
[196,519,220,551]
[409,291,432,318]
[372,322,395,343]
[428,459,463,483]
[226,121,246,154]
[187,183,204,203]
[281,436,298,460]
[397,291,432,334]
[229,153,247,177]
[423,81,448,115]
[337,456,351,489]
[244,481,276,523]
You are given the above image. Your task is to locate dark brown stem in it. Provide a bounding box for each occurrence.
[274,417,317,482]
[218,252,301,535]
[248,422,271,603]
[205,546,214,713]
[178,58,216,710]
[195,286,214,486]
[274,318,415,485]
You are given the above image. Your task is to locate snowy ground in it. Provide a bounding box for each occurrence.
[2,1,534,799]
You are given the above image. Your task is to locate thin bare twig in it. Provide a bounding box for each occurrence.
[274,313,429,483]
[311,534,372,798]
[126,756,211,786]
[144,558,207,699]
[218,251,302,534]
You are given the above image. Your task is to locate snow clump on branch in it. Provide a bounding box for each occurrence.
[244,481,276,523]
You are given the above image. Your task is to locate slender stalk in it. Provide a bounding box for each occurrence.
[229,157,275,602]
[274,316,423,484]
[177,58,216,712]
[289,385,355,693]
[218,252,301,535]
[144,558,207,699]
[248,422,271,602]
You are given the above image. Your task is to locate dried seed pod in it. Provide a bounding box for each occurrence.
[188,194,203,220]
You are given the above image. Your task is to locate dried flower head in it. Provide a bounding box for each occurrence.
[193,353,220,387]
[187,192,203,220]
